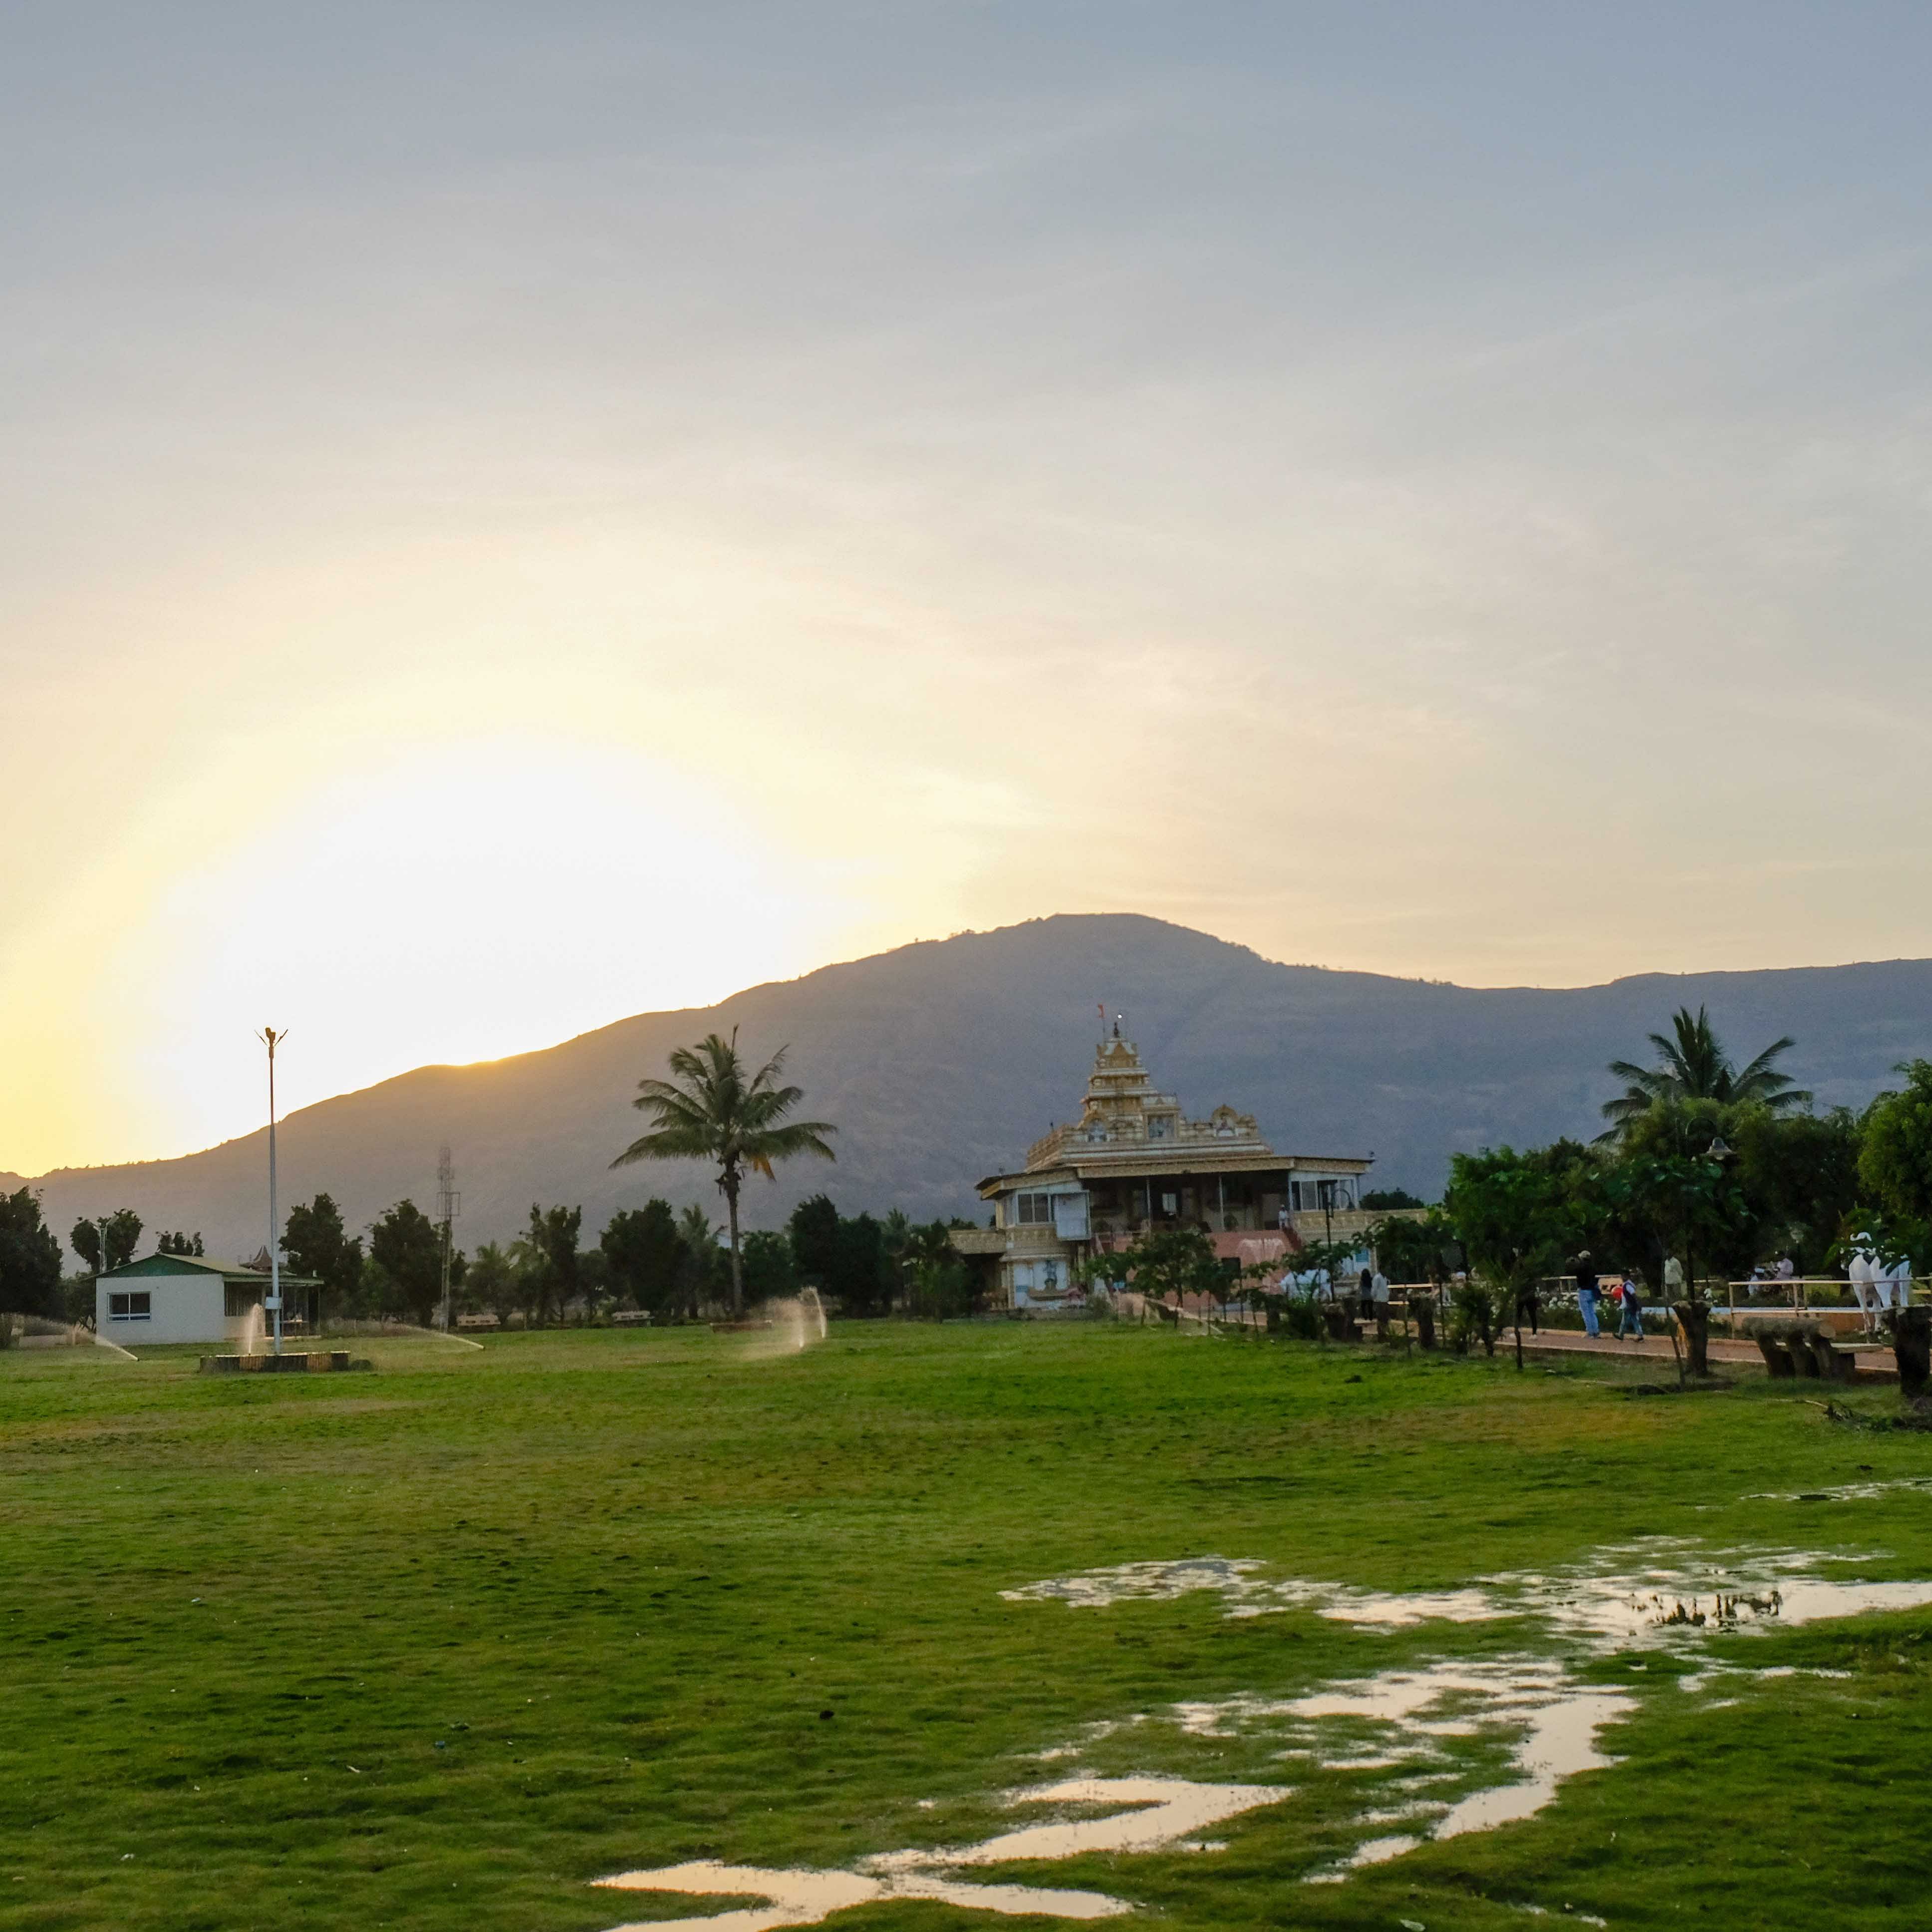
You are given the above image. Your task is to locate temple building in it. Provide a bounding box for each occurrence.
[953,1025,1376,1312]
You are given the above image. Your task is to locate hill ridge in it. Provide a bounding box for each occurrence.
[9,912,1932,1262]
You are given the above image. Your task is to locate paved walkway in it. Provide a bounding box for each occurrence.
[1511,1326,1899,1379]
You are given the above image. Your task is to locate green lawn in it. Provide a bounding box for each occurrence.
[3,1321,1930,1931]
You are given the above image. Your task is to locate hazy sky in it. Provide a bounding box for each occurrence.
[6,3,1932,1172]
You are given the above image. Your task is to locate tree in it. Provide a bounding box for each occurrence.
[833,1212,890,1317]
[157,1231,204,1256]
[464,1242,526,1326]
[1608,1101,1756,1285]
[880,1207,911,1308]
[611,1030,836,1318]
[1367,1208,1460,1287]
[1445,1145,1588,1356]
[1360,1187,1427,1211]
[1290,1235,1376,1297]
[900,1222,968,1319]
[788,1194,841,1291]
[576,1246,610,1322]
[1,1189,64,1320]
[1117,1224,1224,1311]
[741,1229,799,1304]
[601,1200,685,1314]
[529,1198,579,1321]
[677,1205,722,1319]
[1600,1006,1810,1139]
[518,1203,582,1325]
[68,1209,143,1273]
[1861,1060,1932,1228]
[281,1194,364,1317]
[1730,1105,1861,1275]
[368,1200,445,1327]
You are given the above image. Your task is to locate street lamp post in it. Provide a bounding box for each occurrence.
[258,1028,287,1357]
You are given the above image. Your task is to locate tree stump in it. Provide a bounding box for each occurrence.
[1890,1307,1932,1398]
[1750,1328,1795,1379]
[1672,1301,1711,1379]
[1408,1294,1437,1351]
[1321,1304,1360,1343]
[1786,1322,1822,1379]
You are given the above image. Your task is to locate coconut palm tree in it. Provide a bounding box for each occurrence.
[612,1031,836,1318]
[1598,1005,1811,1140]
[676,1205,720,1321]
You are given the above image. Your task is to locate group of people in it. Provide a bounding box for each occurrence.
[1564,1251,1655,1341]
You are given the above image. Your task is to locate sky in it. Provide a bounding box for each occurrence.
[5,2,1932,1174]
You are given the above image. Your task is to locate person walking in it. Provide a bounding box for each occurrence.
[1617,1272,1645,1341]
[1370,1265,1390,1338]
[1515,1279,1541,1334]
[1574,1251,1601,1339]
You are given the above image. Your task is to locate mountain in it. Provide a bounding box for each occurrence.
[11,914,1932,1263]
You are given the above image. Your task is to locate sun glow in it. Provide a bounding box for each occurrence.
[2,738,848,1171]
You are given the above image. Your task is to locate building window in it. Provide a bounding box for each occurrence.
[224,1283,263,1318]
[1015,1192,1057,1225]
[1160,1192,1178,1216]
[1042,1262,1060,1291]
[1293,1179,1357,1213]
[107,1291,152,1322]
[1148,1115,1172,1140]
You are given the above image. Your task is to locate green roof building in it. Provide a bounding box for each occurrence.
[96,1251,320,1347]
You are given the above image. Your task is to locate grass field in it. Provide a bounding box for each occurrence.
[3,1319,1931,1932]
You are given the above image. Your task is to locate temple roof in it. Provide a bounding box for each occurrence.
[975,1029,1371,1195]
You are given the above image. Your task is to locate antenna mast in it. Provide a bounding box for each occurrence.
[436,1145,460,1332]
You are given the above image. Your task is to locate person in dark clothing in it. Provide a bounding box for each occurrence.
[1616,1271,1645,1340]
[1573,1251,1601,1338]
[1515,1280,1541,1334]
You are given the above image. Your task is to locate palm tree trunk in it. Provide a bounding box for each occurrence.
[724,1175,745,1319]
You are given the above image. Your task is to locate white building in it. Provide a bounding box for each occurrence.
[95,1251,319,1347]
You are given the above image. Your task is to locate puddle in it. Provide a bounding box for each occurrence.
[865,1777,1292,1871]
[593,1861,1133,1929]
[1305,1833,1423,1881]
[1177,1656,1634,1878]
[1005,1557,1269,1609]
[1744,1476,1932,1503]
[1008,1541,1932,1649]
[600,1540,1932,1928]
[594,1777,1290,1930]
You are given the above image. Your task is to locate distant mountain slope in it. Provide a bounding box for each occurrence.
[13,914,1932,1262]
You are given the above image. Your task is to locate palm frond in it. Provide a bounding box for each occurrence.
[1606,1005,1813,1130]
